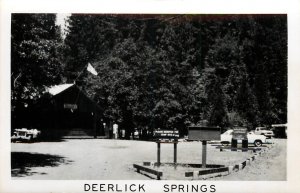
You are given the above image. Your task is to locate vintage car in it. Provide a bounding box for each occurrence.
[254,127,274,138]
[11,128,41,142]
[220,129,268,147]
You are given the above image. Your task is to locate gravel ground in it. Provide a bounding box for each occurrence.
[215,138,286,181]
[11,138,286,180]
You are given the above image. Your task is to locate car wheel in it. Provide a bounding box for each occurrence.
[221,141,229,146]
[27,135,33,142]
[254,140,262,147]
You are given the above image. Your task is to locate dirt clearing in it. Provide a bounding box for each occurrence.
[11,139,286,180]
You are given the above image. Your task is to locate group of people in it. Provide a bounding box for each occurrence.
[108,123,157,140]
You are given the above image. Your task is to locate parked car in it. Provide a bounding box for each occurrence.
[220,129,268,147]
[11,128,41,142]
[254,127,274,138]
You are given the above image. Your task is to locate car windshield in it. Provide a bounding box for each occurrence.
[223,130,233,135]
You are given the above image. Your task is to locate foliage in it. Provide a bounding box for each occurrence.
[63,14,287,135]
[11,14,63,110]
[12,14,287,136]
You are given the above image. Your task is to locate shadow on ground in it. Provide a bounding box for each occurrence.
[11,152,73,177]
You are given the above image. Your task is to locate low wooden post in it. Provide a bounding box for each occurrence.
[242,139,248,152]
[220,146,223,152]
[231,139,237,151]
[202,141,207,168]
[157,141,161,167]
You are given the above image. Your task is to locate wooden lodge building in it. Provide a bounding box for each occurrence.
[12,84,108,139]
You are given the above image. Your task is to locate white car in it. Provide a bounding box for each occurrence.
[254,127,274,138]
[11,128,41,142]
[220,129,267,147]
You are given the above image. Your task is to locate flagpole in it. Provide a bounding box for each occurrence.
[74,63,89,83]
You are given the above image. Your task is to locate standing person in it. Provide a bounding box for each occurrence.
[121,129,125,139]
[113,123,118,139]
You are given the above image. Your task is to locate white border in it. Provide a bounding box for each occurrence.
[1,0,300,192]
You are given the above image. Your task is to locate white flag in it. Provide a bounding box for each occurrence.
[87,63,98,76]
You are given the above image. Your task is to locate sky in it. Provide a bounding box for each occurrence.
[56,13,71,38]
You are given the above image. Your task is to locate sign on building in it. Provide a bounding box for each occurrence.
[63,103,78,110]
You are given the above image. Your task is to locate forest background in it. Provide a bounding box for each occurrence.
[11,14,287,136]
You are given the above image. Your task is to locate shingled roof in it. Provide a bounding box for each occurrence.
[47,83,74,96]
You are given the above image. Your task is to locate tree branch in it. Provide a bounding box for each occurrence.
[13,72,22,88]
